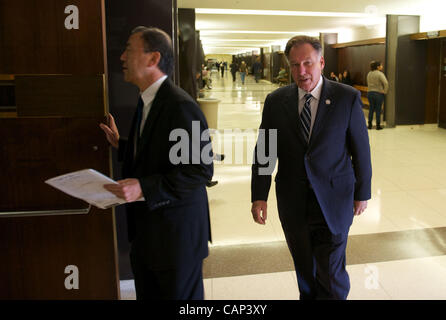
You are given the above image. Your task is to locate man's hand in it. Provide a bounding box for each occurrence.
[251,200,267,225]
[99,114,120,149]
[354,200,367,216]
[104,179,143,202]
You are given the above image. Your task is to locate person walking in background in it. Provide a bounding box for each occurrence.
[239,61,247,84]
[366,61,388,130]
[252,58,262,83]
[99,26,213,300]
[215,61,220,76]
[220,61,225,77]
[230,61,238,82]
[251,35,372,300]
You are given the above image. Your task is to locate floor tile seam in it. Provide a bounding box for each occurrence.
[207,229,446,264]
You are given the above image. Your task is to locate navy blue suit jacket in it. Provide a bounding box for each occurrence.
[119,79,213,270]
[252,77,372,235]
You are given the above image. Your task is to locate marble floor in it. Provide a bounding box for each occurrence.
[121,71,446,300]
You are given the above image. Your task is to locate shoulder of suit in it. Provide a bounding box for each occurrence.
[268,84,295,99]
[159,79,198,106]
[327,79,360,96]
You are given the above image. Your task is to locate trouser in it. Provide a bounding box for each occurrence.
[240,72,246,84]
[255,72,260,83]
[130,249,204,300]
[231,71,236,82]
[283,189,350,300]
[367,91,384,126]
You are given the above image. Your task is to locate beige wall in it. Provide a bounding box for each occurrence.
[338,25,386,43]
[205,54,233,63]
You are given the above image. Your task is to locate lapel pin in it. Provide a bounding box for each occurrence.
[325,99,331,105]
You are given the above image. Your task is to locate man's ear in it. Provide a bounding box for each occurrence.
[147,51,161,68]
[320,55,325,70]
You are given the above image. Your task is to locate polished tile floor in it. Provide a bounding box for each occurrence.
[121,70,446,300]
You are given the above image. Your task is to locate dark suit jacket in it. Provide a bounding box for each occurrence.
[252,77,372,235]
[118,78,213,270]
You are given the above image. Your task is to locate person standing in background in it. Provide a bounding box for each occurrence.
[366,61,388,130]
[239,61,247,85]
[341,70,353,86]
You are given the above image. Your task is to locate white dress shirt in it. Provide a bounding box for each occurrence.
[138,75,168,136]
[297,75,323,138]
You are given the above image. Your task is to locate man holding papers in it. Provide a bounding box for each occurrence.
[99,26,213,300]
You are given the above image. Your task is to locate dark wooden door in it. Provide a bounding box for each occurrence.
[0,0,119,299]
[439,39,446,128]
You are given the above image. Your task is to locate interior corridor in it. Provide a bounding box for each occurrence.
[121,70,446,300]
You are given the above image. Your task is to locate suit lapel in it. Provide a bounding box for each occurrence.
[309,77,334,146]
[133,78,170,166]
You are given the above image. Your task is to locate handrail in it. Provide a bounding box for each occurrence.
[0,205,91,218]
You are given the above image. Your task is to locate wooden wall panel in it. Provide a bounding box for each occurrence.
[0,210,118,299]
[439,40,446,128]
[15,75,105,117]
[0,0,120,299]
[395,35,427,125]
[0,0,105,74]
[321,33,338,79]
[337,44,385,86]
[0,117,109,211]
[178,8,198,100]
[425,39,440,124]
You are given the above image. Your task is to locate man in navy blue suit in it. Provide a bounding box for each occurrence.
[251,35,372,299]
[100,26,213,300]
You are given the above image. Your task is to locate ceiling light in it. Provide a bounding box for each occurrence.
[195,8,381,18]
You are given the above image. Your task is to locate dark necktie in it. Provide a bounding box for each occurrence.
[134,96,144,157]
[300,93,312,143]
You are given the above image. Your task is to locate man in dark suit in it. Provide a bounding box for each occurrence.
[251,35,372,300]
[100,26,213,300]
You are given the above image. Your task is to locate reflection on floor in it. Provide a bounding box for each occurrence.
[121,71,446,300]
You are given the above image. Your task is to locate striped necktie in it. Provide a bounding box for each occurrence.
[300,93,312,143]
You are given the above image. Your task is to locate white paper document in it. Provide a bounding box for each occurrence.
[45,169,144,209]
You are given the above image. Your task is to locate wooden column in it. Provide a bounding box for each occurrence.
[385,15,421,127]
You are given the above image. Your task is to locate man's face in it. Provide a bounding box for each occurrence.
[120,32,151,84]
[288,43,325,92]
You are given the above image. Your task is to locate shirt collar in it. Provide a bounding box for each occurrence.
[140,75,168,105]
[298,75,323,101]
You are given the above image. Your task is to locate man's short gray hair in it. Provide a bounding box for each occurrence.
[284,35,323,60]
[131,26,174,76]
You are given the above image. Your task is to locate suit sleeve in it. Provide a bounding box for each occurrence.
[137,101,213,210]
[117,138,127,162]
[347,91,372,201]
[251,94,276,202]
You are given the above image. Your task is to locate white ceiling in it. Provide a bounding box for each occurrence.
[178,0,446,55]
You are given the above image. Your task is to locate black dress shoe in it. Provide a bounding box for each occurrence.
[368,123,372,130]
[376,125,383,130]
[206,180,218,187]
